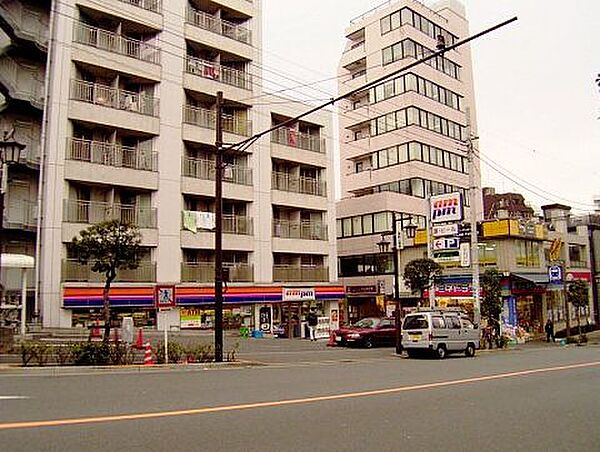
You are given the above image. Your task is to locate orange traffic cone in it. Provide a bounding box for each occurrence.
[327,332,337,347]
[135,328,144,349]
[143,342,154,366]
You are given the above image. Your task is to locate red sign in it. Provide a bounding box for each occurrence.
[566,271,592,283]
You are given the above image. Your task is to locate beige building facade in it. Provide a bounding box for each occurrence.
[336,0,481,323]
[1,0,341,333]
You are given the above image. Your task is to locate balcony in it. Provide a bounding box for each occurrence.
[0,55,45,109]
[186,7,251,45]
[273,220,327,241]
[70,79,159,117]
[271,128,325,154]
[185,56,251,91]
[67,138,157,172]
[182,157,252,186]
[62,259,156,283]
[182,211,253,235]
[183,105,252,136]
[118,0,162,13]
[63,199,157,229]
[272,173,326,197]
[181,262,253,283]
[73,22,161,65]
[273,265,328,282]
[4,199,37,231]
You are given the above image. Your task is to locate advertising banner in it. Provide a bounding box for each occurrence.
[180,308,202,329]
[430,192,463,224]
[282,287,315,301]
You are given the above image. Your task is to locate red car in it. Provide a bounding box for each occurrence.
[333,317,397,348]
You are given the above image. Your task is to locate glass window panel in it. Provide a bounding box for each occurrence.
[407,107,418,125]
[374,212,388,233]
[388,181,399,192]
[403,40,416,58]
[362,214,373,234]
[398,179,410,194]
[401,8,412,25]
[388,146,399,165]
[386,112,396,131]
[409,142,421,160]
[352,216,362,236]
[419,109,428,127]
[384,81,395,98]
[395,76,405,95]
[405,74,417,91]
[381,16,392,34]
[336,219,342,238]
[392,42,402,60]
[391,11,401,29]
[398,143,408,162]
[424,179,432,197]
[429,146,438,165]
[377,116,387,134]
[411,178,425,197]
[382,46,393,65]
[441,119,449,136]
[375,84,385,103]
[417,77,426,94]
[370,120,377,136]
[342,218,352,237]
[439,88,446,105]
[422,145,430,163]
[443,151,450,168]
[378,149,388,167]
[396,109,407,128]
[369,88,376,104]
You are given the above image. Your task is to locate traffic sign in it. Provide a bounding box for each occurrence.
[548,265,563,284]
[432,237,460,251]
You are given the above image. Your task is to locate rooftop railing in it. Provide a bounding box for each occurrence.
[68,138,158,172]
[73,22,160,65]
[186,7,251,45]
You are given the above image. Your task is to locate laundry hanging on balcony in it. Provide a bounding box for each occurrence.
[182,210,197,233]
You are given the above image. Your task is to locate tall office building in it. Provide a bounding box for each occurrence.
[336,0,481,323]
[0,0,342,333]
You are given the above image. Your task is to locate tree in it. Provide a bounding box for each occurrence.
[480,269,502,332]
[71,220,142,343]
[403,258,442,303]
[567,279,589,341]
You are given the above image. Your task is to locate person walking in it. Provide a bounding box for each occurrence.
[545,319,555,343]
[307,309,318,341]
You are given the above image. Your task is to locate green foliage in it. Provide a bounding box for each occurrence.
[155,341,186,364]
[71,342,112,366]
[567,280,589,309]
[71,219,142,279]
[403,258,442,299]
[481,269,503,327]
[185,343,215,363]
[19,341,50,367]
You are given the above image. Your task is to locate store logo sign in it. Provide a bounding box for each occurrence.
[282,288,315,301]
[430,192,463,224]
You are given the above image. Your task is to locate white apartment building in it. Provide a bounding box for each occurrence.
[0,0,341,334]
[336,0,481,323]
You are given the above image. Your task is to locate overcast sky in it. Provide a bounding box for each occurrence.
[262,0,600,214]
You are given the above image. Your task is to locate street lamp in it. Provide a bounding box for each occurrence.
[0,131,25,307]
[377,212,417,355]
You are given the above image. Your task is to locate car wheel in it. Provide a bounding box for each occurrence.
[436,345,447,360]
[364,336,374,349]
[465,343,476,358]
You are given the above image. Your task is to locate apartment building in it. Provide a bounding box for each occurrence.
[336,0,481,323]
[0,0,341,333]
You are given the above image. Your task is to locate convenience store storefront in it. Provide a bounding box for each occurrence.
[63,285,345,335]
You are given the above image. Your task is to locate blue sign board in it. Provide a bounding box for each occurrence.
[548,265,563,284]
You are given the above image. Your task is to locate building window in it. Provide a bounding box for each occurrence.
[516,241,541,267]
[569,244,587,268]
[382,38,460,80]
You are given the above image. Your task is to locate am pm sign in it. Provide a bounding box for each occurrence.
[430,192,463,224]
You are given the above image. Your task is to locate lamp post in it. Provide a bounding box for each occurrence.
[377,213,417,355]
[0,132,25,308]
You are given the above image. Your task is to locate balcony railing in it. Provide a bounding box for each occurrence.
[181,262,253,283]
[63,199,157,229]
[271,128,325,154]
[70,80,159,117]
[68,138,158,172]
[272,173,326,197]
[185,55,252,91]
[62,259,156,282]
[73,22,161,65]
[186,7,251,45]
[273,265,328,282]
[273,220,327,241]
[182,211,253,235]
[183,105,252,136]
[117,0,162,13]
[4,199,37,231]
[0,56,45,109]
[182,157,253,186]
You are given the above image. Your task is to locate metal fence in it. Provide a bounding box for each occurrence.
[183,105,252,136]
[185,55,252,90]
[186,7,251,44]
[271,172,326,196]
[63,199,157,229]
[182,157,252,185]
[272,220,327,240]
[181,262,253,283]
[271,128,325,153]
[62,260,156,282]
[68,138,157,171]
[272,265,328,282]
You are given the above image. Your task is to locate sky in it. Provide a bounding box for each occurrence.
[262,0,600,214]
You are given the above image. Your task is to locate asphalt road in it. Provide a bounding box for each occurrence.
[1,344,599,451]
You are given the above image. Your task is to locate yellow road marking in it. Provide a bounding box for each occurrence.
[1,360,598,430]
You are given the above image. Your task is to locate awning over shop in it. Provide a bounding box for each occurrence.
[511,273,549,284]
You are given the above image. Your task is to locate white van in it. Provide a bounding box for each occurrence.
[402,309,480,359]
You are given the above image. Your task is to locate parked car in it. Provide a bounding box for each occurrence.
[401,309,480,359]
[333,317,396,348]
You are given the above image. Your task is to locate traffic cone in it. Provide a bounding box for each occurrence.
[327,332,337,347]
[143,342,154,366]
[135,328,144,349]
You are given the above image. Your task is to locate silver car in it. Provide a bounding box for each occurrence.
[402,309,480,359]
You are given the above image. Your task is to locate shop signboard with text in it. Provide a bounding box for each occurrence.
[282,287,315,302]
[430,192,463,224]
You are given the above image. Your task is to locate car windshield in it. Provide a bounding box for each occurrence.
[353,318,380,329]
[403,315,429,330]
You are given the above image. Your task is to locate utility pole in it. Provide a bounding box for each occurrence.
[466,110,481,325]
[214,91,224,362]
[426,203,436,309]
[391,213,402,355]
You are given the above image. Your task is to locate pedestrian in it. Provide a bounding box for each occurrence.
[307,308,318,341]
[545,319,555,343]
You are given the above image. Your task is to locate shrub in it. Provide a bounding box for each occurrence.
[109,342,135,365]
[71,342,112,366]
[19,341,51,367]
[184,343,214,363]
[155,341,186,364]
[226,342,240,362]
